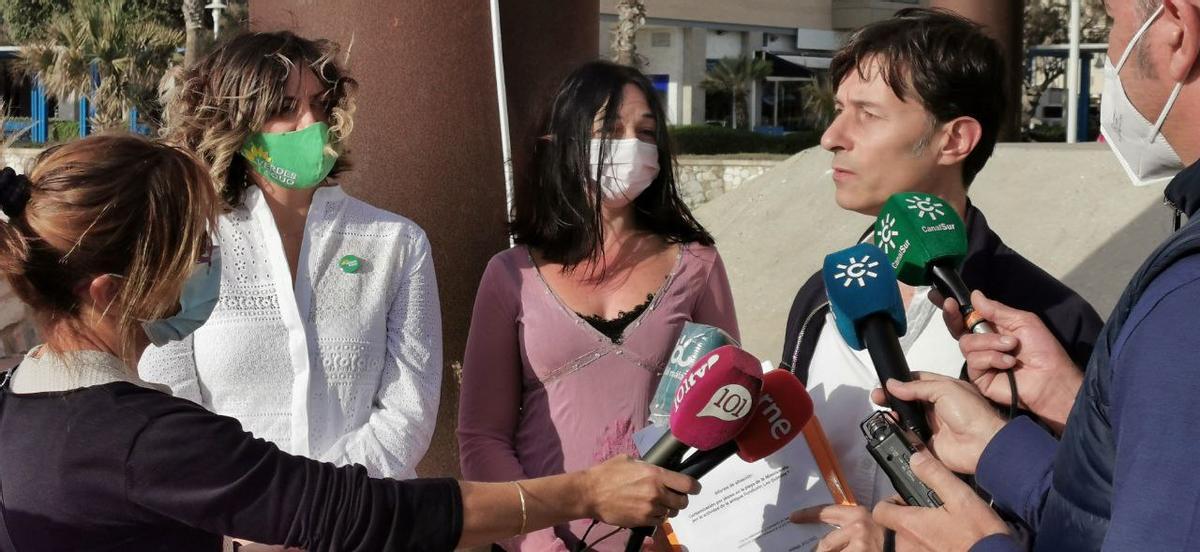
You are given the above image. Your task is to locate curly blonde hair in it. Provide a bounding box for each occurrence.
[163,31,358,208]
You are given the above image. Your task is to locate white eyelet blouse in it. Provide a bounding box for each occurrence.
[140,185,442,479]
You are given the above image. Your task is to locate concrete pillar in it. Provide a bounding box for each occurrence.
[930,0,1025,140]
[251,1,598,478]
[599,20,612,60]
[500,2,600,191]
[744,31,764,129]
[680,27,707,125]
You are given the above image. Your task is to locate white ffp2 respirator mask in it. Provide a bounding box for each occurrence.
[1099,4,1185,187]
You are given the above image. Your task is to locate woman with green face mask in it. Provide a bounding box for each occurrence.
[143,31,441,496]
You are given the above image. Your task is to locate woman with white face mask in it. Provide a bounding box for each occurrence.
[457,61,740,551]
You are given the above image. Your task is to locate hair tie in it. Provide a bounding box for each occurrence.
[0,167,31,219]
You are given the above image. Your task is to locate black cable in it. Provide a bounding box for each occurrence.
[1006,371,1019,420]
[582,527,624,550]
[959,305,1019,420]
[573,520,601,552]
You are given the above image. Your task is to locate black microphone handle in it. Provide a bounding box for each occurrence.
[623,433,688,552]
[625,527,653,552]
[929,263,998,334]
[624,442,740,551]
[860,316,933,442]
[641,431,688,469]
[929,263,971,308]
[678,441,738,479]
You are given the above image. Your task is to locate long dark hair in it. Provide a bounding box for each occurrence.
[510,60,713,269]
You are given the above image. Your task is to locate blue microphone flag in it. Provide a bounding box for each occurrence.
[822,243,906,350]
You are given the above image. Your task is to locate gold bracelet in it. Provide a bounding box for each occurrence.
[512,481,528,536]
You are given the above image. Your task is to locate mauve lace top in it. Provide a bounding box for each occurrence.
[457,243,739,551]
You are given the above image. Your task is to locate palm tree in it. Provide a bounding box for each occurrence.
[19,0,183,131]
[182,0,209,68]
[702,56,772,130]
[611,0,646,69]
[801,76,837,131]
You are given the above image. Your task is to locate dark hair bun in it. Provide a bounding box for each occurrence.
[0,167,30,219]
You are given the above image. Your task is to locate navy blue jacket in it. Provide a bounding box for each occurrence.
[972,160,1200,551]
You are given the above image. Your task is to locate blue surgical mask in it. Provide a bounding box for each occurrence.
[1099,4,1185,187]
[140,241,222,347]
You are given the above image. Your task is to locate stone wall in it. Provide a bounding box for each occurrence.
[675,156,782,209]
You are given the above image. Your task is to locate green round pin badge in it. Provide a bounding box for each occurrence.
[338,255,362,274]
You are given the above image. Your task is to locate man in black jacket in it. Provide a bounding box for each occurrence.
[783,8,1103,550]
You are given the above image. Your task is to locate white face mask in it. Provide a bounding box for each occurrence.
[1100,4,1185,187]
[588,138,660,207]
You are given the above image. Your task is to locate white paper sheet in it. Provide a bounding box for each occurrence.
[634,426,835,552]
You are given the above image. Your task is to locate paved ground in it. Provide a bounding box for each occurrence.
[693,142,1171,363]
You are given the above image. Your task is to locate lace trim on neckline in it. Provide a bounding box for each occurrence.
[576,293,655,343]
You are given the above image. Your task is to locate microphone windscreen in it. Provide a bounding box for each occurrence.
[874,192,968,286]
[823,243,906,350]
[669,345,763,450]
[735,369,815,462]
[649,322,739,427]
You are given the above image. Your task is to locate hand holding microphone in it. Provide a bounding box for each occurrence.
[936,290,1082,435]
[628,345,764,550]
[578,454,701,529]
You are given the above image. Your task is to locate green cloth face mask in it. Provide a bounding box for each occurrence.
[241,122,337,190]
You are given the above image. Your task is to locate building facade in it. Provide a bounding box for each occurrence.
[598,1,925,131]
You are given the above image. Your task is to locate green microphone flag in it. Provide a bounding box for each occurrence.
[873,192,968,285]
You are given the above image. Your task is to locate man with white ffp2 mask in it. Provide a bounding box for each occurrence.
[1100,2,1186,187]
[869,1,1200,551]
